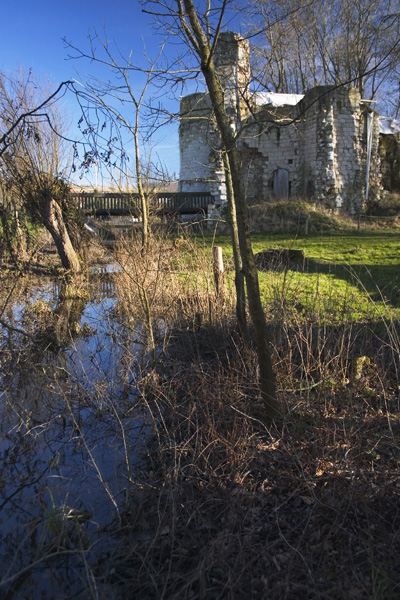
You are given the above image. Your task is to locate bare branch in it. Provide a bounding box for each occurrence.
[0,80,72,158]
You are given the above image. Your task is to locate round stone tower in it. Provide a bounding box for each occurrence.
[178,32,250,202]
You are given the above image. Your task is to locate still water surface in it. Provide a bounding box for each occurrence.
[0,270,149,598]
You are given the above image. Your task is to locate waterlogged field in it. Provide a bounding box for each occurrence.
[0,272,152,599]
[1,230,400,599]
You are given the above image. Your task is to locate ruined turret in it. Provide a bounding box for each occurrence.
[179,31,397,212]
[179,32,250,202]
[213,31,251,125]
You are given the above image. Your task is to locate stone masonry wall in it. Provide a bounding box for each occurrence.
[179,93,226,201]
[179,33,252,202]
[240,107,300,202]
[179,32,391,212]
[213,31,251,127]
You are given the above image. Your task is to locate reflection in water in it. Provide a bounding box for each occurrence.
[0,271,149,598]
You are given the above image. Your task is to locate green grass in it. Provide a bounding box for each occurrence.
[206,231,400,322]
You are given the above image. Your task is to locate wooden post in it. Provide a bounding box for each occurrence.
[213,246,225,296]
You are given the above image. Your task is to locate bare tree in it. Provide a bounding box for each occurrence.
[223,152,247,335]
[144,0,281,421]
[0,71,82,274]
[250,0,400,115]
[0,76,71,158]
[65,32,167,251]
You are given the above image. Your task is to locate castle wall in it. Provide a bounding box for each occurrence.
[213,31,251,126]
[240,108,300,202]
[296,87,381,212]
[300,87,365,210]
[178,32,252,202]
[239,86,382,212]
[178,32,394,212]
[178,93,226,200]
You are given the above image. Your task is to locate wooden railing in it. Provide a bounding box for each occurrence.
[70,192,215,216]
[152,192,215,214]
[72,193,140,216]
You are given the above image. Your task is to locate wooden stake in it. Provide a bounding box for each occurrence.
[212,246,225,296]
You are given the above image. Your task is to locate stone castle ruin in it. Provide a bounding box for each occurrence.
[179,32,400,213]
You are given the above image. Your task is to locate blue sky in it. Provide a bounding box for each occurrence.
[1,0,183,185]
[1,1,156,78]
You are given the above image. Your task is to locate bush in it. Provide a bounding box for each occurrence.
[247,199,354,234]
[366,192,400,216]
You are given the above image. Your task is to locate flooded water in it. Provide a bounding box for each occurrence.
[0,269,152,599]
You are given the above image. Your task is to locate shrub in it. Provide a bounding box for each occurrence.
[246,199,354,234]
[366,191,400,216]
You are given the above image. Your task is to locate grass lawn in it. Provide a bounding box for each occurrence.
[207,231,400,323]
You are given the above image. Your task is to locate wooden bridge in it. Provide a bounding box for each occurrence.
[70,191,215,217]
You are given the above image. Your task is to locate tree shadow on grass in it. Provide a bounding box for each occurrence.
[305,258,400,307]
[254,248,400,308]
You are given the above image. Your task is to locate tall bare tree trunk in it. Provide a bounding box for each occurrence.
[180,0,281,421]
[223,152,246,335]
[226,144,279,421]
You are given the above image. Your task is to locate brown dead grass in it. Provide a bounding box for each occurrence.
[96,321,400,600]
